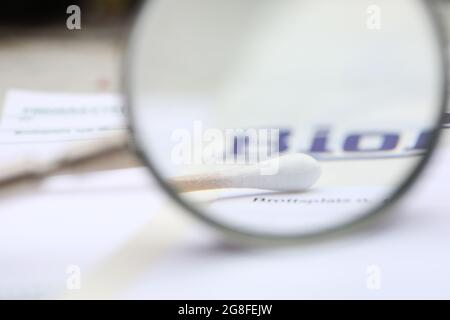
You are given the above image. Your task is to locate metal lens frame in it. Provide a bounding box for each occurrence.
[124,0,449,242]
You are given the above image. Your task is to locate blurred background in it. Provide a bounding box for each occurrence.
[1,0,450,300]
[0,1,140,25]
[0,0,448,95]
[0,0,141,99]
[0,0,143,168]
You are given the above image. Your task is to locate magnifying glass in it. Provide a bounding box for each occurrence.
[125,0,448,240]
[0,0,447,242]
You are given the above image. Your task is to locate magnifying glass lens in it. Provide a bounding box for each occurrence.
[128,0,446,238]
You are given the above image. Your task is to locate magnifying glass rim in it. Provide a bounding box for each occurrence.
[123,0,449,242]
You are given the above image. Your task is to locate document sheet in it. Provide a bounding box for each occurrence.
[1,90,450,299]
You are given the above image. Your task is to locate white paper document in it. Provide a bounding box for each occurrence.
[1,89,450,299]
[0,89,125,163]
[119,148,450,299]
[0,168,163,299]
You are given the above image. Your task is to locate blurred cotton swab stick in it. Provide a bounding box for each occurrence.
[170,154,321,192]
[0,133,131,187]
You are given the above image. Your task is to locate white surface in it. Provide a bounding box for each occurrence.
[119,147,450,299]
[0,90,450,299]
[0,168,163,299]
[1,149,448,299]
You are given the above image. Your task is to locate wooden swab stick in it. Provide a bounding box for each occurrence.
[170,154,321,192]
[0,133,131,188]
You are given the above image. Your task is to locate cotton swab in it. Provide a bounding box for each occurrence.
[170,153,321,192]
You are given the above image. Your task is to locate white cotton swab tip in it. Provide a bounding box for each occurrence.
[170,153,321,192]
